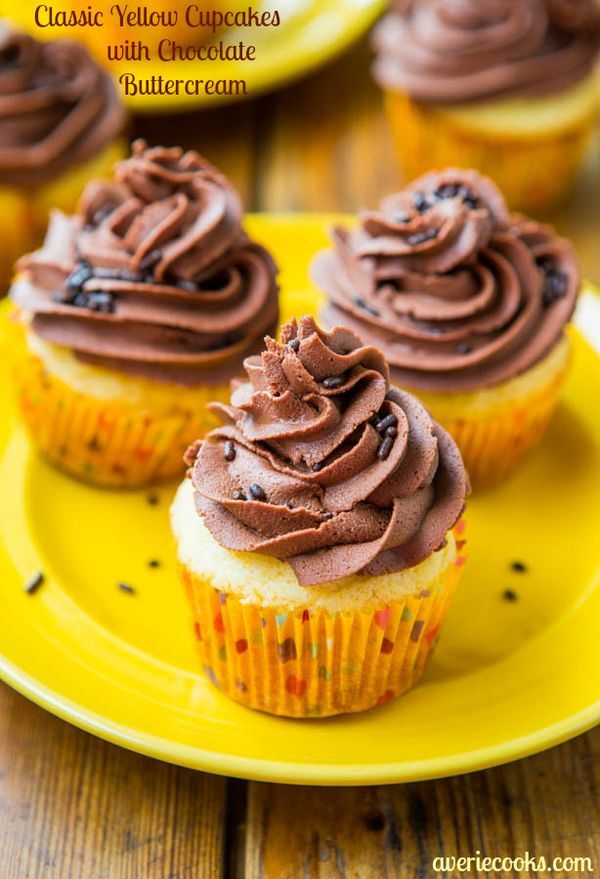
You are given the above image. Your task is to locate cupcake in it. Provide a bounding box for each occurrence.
[0,22,127,291]
[372,0,600,212]
[10,140,279,488]
[171,315,468,717]
[312,169,580,488]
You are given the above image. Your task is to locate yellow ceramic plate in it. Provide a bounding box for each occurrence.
[4,0,386,112]
[0,216,599,785]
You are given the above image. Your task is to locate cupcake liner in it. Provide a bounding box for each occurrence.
[181,525,466,717]
[384,91,595,212]
[414,351,571,490]
[14,344,228,488]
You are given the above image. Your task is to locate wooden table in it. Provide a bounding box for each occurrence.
[1,40,598,879]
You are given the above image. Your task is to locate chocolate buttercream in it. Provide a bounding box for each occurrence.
[12,141,279,385]
[0,23,126,188]
[313,169,580,392]
[187,315,467,587]
[373,0,600,103]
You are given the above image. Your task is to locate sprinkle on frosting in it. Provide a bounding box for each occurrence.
[313,168,580,392]
[12,140,279,385]
[187,315,468,587]
[0,22,126,188]
[373,0,600,104]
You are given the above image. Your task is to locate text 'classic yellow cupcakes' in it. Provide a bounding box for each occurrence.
[171,315,469,717]
[372,0,600,212]
[313,169,581,489]
[10,140,279,488]
[0,21,127,290]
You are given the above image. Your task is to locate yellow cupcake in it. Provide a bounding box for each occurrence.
[384,77,598,213]
[10,141,279,488]
[312,168,582,489]
[12,326,228,488]
[410,334,572,489]
[173,480,465,717]
[0,24,127,292]
[373,1,600,212]
[172,316,469,717]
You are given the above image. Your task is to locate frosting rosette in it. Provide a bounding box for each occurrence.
[187,315,467,586]
[12,140,279,385]
[313,168,580,392]
[373,0,600,103]
[0,22,126,188]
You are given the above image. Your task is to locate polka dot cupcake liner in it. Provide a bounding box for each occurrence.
[384,90,596,213]
[14,345,228,489]
[180,524,466,718]
[413,347,572,490]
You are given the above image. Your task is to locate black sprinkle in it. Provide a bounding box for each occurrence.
[73,292,89,308]
[65,264,94,292]
[511,561,528,573]
[322,511,334,520]
[434,183,460,200]
[224,440,236,462]
[542,271,567,307]
[323,375,344,389]
[456,343,472,355]
[91,267,140,282]
[24,571,44,595]
[177,279,198,293]
[51,292,74,305]
[386,426,398,438]
[502,589,518,603]
[311,461,324,472]
[378,435,394,460]
[406,229,438,247]
[233,490,247,501]
[376,414,397,432]
[353,297,380,317]
[138,249,162,272]
[118,582,136,594]
[87,291,115,314]
[288,338,300,352]
[412,191,429,213]
[462,192,479,209]
[147,493,160,506]
[393,211,410,224]
[249,483,267,501]
[148,559,161,569]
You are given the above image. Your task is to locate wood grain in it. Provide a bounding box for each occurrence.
[0,683,227,879]
[243,729,600,879]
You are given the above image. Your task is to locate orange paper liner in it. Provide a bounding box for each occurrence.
[384,91,595,213]
[417,359,571,490]
[181,526,466,718]
[15,348,227,488]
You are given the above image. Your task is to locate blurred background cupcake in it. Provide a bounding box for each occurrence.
[0,21,127,292]
[172,315,468,717]
[9,140,279,488]
[313,168,582,488]
[372,0,600,213]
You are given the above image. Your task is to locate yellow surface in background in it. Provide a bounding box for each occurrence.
[0,216,598,783]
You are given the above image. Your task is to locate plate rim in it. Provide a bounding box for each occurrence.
[1,213,599,785]
[1,652,598,785]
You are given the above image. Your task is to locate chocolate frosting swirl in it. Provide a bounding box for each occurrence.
[373,0,600,103]
[0,23,126,188]
[12,141,279,385]
[313,169,580,392]
[187,315,467,587]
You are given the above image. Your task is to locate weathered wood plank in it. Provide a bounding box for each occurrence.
[0,683,227,879]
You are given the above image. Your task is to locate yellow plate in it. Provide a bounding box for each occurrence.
[0,215,599,785]
[4,0,386,113]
